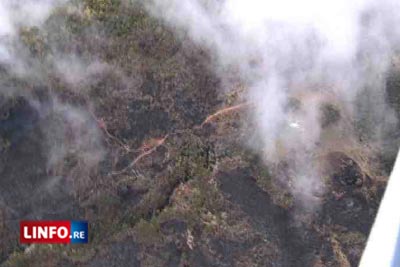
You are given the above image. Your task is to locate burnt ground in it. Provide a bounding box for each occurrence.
[0,1,397,267]
[218,169,320,267]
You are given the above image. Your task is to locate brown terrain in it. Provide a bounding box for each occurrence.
[0,1,399,266]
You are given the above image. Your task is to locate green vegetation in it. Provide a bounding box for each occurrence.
[0,0,390,266]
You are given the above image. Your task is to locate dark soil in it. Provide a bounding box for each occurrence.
[0,1,395,267]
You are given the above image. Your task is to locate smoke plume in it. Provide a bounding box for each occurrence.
[0,0,106,212]
[146,0,400,207]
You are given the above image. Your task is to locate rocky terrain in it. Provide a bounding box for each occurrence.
[0,1,399,266]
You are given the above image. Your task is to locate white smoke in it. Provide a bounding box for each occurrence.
[0,0,66,73]
[0,0,106,181]
[43,99,105,176]
[147,0,400,205]
[54,54,112,88]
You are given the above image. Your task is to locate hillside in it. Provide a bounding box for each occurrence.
[0,1,399,266]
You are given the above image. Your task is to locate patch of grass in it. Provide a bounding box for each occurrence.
[5,245,66,267]
[134,217,163,245]
[336,231,366,247]
[330,236,351,267]
[0,137,11,153]
[174,135,216,182]
[85,194,125,244]
[84,0,121,19]
[19,27,49,58]
[254,166,293,209]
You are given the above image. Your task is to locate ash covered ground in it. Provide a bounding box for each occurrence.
[0,1,400,267]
